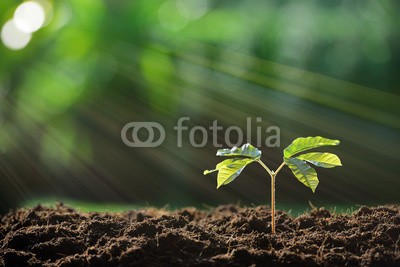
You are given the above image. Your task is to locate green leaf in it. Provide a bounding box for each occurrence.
[285,157,319,192]
[296,152,342,168]
[284,136,340,159]
[216,143,261,159]
[204,158,255,188]
[203,158,237,175]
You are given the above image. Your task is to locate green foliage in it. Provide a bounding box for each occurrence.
[204,136,341,192]
[204,158,255,188]
[284,157,319,192]
[216,143,262,159]
[283,136,340,158]
[283,136,341,192]
[204,144,261,188]
[295,152,342,168]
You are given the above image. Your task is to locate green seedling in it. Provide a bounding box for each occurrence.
[204,136,342,234]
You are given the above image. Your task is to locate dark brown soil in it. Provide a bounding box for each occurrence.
[1,204,399,266]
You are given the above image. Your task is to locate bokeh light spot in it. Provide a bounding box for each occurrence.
[14,1,45,33]
[1,20,32,50]
[177,0,209,20]
[34,0,54,27]
[158,0,188,32]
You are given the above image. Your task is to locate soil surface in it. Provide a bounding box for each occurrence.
[1,204,399,266]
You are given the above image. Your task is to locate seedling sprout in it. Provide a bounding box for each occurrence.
[204,136,342,234]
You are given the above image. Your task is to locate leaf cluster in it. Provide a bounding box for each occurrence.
[204,136,342,192]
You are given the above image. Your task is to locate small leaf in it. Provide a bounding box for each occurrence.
[296,152,342,168]
[216,143,261,159]
[285,157,319,192]
[204,158,238,175]
[216,158,255,188]
[204,158,255,188]
[284,136,340,159]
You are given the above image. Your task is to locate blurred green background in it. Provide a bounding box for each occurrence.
[0,0,399,213]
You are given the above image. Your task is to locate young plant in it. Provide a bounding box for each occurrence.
[204,136,342,234]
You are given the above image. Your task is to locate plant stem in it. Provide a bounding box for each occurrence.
[274,162,285,176]
[257,159,273,176]
[257,160,286,235]
[271,172,275,235]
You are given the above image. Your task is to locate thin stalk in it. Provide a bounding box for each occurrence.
[257,159,273,176]
[271,172,276,235]
[274,162,285,176]
[257,160,285,235]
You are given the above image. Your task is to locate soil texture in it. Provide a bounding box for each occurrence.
[1,204,399,266]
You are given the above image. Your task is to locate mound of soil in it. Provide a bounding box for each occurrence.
[1,204,399,266]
